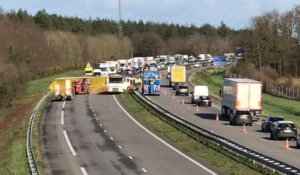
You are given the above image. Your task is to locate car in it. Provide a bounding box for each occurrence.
[229,110,252,126]
[173,82,179,90]
[202,61,208,66]
[194,62,200,68]
[176,84,189,96]
[296,134,300,148]
[270,121,297,140]
[197,96,211,106]
[191,85,209,104]
[261,116,284,132]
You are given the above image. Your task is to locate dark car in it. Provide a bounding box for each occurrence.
[229,110,252,126]
[197,96,211,106]
[270,121,297,140]
[261,116,284,132]
[173,82,179,90]
[175,84,189,96]
[296,134,300,148]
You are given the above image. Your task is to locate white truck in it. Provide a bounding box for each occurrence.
[117,59,128,73]
[106,61,117,75]
[93,63,101,76]
[107,75,126,93]
[221,78,262,125]
[99,62,109,76]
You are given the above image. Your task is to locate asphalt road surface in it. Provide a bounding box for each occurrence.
[40,93,218,175]
[147,71,300,169]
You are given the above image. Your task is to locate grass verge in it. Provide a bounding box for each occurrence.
[0,70,83,174]
[188,68,300,126]
[119,93,276,175]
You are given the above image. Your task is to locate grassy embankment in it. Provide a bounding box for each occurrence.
[188,67,300,126]
[0,70,83,174]
[119,93,275,175]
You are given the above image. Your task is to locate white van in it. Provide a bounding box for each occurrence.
[191,85,209,104]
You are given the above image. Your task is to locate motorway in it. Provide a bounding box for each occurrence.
[40,92,218,174]
[146,71,300,169]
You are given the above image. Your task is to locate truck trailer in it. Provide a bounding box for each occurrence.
[169,65,186,87]
[221,78,262,125]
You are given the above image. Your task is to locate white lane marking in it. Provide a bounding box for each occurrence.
[128,155,133,159]
[118,145,123,149]
[94,114,97,117]
[61,111,64,125]
[110,137,114,141]
[261,138,267,141]
[113,95,217,175]
[80,167,88,175]
[104,130,107,133]
[141,168,148,173]
[63,130,77,156]
[62,101,66,108]
[99,123,102,127]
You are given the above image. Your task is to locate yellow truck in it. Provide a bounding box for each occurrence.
[169,65,186,87]
[85,62,93,76]
[49,78,74,101]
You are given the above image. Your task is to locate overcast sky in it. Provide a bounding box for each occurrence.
[1,0,299,29]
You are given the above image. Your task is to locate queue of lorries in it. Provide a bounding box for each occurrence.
[50,53,299,147]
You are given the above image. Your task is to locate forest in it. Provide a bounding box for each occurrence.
[0,5,299,106]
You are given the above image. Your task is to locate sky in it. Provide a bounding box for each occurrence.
[0,0,299,29]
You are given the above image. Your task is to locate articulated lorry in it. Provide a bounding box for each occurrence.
[169,65,186,87]
[221,78,262,125]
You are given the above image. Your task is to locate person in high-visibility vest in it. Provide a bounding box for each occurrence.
[129,82,134,93]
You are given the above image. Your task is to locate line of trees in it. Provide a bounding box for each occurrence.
[234,5,300,89]
[0,5,299,106]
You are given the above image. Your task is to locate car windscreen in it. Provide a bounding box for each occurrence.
[100,68,107,71]
[178,86,187,89]
[270,117,284,122]
[279,123,295,128]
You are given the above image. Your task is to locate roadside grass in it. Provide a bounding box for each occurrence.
[0,70,83,174]
[188,68,300,126]
[119,93,274,175]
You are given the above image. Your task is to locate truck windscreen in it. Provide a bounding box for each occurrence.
[109,77,123,83]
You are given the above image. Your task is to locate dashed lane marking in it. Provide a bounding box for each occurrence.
[61,111,64,125]
[80,167,88,175]
[63,130,77,156]
[141,168,148,173]
[62,101,66,108]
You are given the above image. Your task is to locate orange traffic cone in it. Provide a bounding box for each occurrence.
[195,105,199,112]
[164,89,167,95]
[242,123,247,134]
[181,99,184,105]
[284,138,290,150]
[172,94,175,100]
[216,114,219,121]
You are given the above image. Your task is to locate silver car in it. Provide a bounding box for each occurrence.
[270,121,297,140]
[176,84,189,96]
